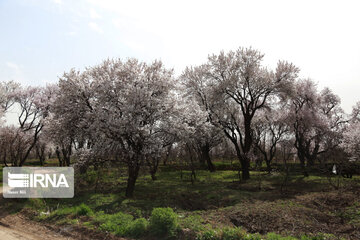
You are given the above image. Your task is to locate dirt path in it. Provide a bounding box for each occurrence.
[0,213,74,240]
[0,188,75,240]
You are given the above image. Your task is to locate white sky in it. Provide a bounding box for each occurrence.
[1,0,359,115]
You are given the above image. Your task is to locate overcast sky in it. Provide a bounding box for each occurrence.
[1,0,359,112]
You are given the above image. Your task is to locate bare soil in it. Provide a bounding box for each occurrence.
[216,187,360,239]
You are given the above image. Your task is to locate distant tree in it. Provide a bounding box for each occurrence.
[35,137,48,166]
[185,47,298,180]
[6,85,53,166]
[46,71,92,167]
[181,66,224,172]
[342,122,360,162]
[351,101,360,123]
[0,80,19,122]
[0,127,24,166]
[253,108,290,173]
[341,102,360,162]
[287,79,345,176]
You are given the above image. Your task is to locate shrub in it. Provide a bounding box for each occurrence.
[243,233,262,240]
[83,221,95,229]
[196,229,220,240]
[266,232,297,240]
[149,207,178,237]
[76,203,93,216]
[181,215,205,232]
[97,212,134,236]
[221,227,245,240]
[126,206,143,218]
[125,217,148,238]
[48,206,76,220]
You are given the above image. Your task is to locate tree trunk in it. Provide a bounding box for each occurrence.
[198,150,206,166]
[242,117,252,180]
[201,144,215,172]
[146,157,159,181]
[19,124,42,166]
[64,155,71,166]
[307,155,315,167]
[125,163,140,198]
[39,156,45,166]
[150,173,157,181]
[241,158,250,180]
[62,143,72,166]
[266,160,272,174]
[19,138,37,166]
[3,151,8,167]
[298,152,309,177]
[190,169,196,185]
[233,140,250,181]
[36,145,46,166]
[163,144,172,166]
[56,147,63,166]
[307,143,319,167]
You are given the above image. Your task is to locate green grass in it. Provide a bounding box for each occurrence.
[5,165,356,214]
[1,161,359,239]
[195,227,338,240]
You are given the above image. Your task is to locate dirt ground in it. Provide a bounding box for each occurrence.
[0,210,125,240]
[206,185,360,239]
[0,187,76,240]
[0,212,75,240]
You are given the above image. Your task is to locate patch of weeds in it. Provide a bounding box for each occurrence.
[337,202,360,226]
[39,203,93,222]
[243,233,262,240]
[125,217,148,238]
[95,211,134,236]
[93,211,149,237]
[300,233,337,240]
[266,232,297,240]
[196,228,220,240]
[56,218,79,225]
[221,227,246,240]
[26,198,47,210]
[52,206,76,217]
[180,214,206,232]
[126,206,143,218]
[196,228,304,240]
[83,221,95,229]
[82,170,97,185]
[76,203,93,216]
[149,207,179,237]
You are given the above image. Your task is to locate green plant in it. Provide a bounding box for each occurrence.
[300,233,335,240]
[96,212,134,236]
[180,215,205,232]
[242,233,262,240]
[221,227,245,240]
[76,203,93,216]
[149,207,178,237]
[125,217,148,238]
[196,229,220,240]
[51,206,76,218]
[126,206,143,218]
[266,232,297,240]
[83,221,95,229]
